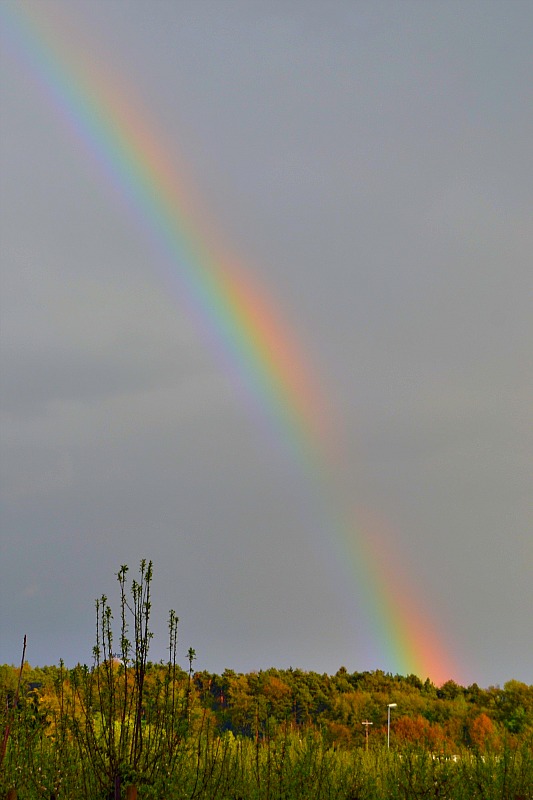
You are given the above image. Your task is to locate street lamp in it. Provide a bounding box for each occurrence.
[362,720,373,751]
[387,703,397,749]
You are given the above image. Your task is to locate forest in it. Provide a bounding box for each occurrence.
[1,562,531,799]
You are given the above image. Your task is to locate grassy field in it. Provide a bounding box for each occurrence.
[2,704,532,799]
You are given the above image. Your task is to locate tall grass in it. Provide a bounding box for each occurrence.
[2,717,532,799]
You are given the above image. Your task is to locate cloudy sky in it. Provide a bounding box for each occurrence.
[0,0,531,688]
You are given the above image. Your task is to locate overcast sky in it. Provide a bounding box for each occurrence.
[1,0,531,688]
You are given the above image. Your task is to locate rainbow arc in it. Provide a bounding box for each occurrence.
[1,1,459,684]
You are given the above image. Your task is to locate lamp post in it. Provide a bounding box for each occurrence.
[362,720,373,751]
[387,703,397,749]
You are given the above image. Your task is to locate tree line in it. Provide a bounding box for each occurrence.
[2,661,531,753]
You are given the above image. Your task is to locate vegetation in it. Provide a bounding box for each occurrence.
[1,561,532,799]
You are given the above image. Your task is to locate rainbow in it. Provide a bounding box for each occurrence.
[1,2,459,684]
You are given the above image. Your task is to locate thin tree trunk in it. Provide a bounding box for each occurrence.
[0,635,26,768]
